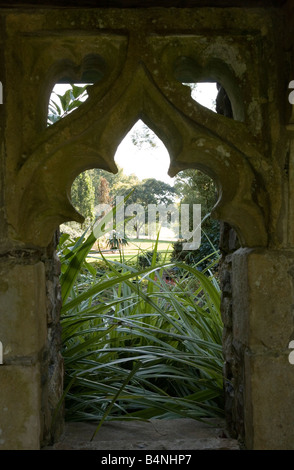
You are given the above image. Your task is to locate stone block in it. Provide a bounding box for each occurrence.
[244,351,294,450]
[230,248,294,448]
[232,248,294,350]
[220,295,232,328]
[0,364,41,450]
[0,261,47,361]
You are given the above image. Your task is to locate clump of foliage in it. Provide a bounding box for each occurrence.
[174,169,220,267]
[56,209,224,435]
[171,220,220,270]
[138,250,161,268]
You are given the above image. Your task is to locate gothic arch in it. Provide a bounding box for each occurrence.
[14,51,268,248]
[2,5,293,451]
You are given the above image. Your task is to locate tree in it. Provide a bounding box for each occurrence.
[130,120,159,150]
[87,167,140,206]
[71,171,95,223]
[173,169,220,268]
[107,231,129,252]
[106,169,140,200]
[122,178,176,207]
[118,178,177,239]
[175,169,217,213]
[97,176,113,205]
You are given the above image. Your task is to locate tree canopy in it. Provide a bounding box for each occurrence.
[118,177,176,207]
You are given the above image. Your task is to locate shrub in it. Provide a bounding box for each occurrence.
[138,250,161,268]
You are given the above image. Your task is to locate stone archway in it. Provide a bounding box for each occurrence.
[1,4,294,450]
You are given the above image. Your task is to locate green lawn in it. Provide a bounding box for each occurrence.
[88,238,173,262]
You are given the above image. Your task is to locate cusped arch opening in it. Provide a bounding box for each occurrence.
[45,80,245,249]
[41,53,107,129]
[47,83,227,250]
[60,118,176,238]
[59,114,222,260]
[114,119,173,186]
[47,82,91,126]
[53,102,226,427]
[175,56,245,122]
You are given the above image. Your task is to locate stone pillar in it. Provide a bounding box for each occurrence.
[0,241,63,449]
[0,259,47,449]
[230,248,294,450]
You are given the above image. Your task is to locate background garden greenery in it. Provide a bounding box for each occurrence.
[58,219,224,428]
[49,84,224,428]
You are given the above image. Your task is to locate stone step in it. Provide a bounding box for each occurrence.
[43,418,240,451]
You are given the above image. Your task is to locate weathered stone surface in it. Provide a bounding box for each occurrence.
[230,248,294,449]
[0,1,285,7]
[244,352,294,450]
[3,7,280,247]
[232,248,294,350]
[0,365,41,450]
[0,261,47,360]
[40,232,64,446]
[43,418,240,451]
[0,0,293,452]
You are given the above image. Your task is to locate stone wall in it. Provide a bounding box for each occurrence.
[41,231,64,446]
[216,85,243,441]
[219,225,243,441]
[0,2,294,450]
[0,240,63,448]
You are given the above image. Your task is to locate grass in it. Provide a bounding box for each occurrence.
[90,238,173,263]
[57,212,224,433]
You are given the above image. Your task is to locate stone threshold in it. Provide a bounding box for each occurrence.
[43,418,240,450]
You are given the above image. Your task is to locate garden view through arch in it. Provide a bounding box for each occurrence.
[52,81,226,428]
[2,7,293,450]
[51,81,220,245]
[44,56,260,444]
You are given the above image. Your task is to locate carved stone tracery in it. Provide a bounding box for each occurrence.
[8,12,275,251]
[1,5,293,450]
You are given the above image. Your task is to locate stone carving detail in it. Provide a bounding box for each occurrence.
[2,6,293,451]
[5,11,277,249]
